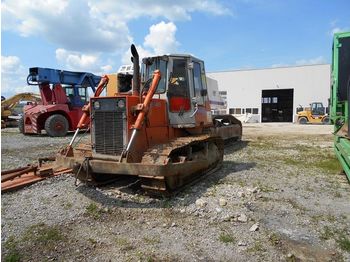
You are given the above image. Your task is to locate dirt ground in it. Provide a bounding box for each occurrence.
[1,123,350,261]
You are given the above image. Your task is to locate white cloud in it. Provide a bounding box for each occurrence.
[2,0,130,53]
[90,0,232,21]
[331,27,349,35]
[2,0,230,54]
[295,56,327,66]
[1,56,36,97]
[122,21,180,65]
[144,22,179,55]
[271,56,328,68]
[55,49,113,74]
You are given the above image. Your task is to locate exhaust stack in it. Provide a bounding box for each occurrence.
[131,44,140,96]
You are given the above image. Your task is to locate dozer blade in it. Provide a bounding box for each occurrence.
[1,158,72,193]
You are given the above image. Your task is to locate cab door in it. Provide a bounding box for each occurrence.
[190,59,212,126]
[167,57,196,127]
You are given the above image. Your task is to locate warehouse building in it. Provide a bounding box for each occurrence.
[207,64,330,123]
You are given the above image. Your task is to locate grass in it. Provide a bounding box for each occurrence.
[285,199,308,212]
[88,238,97,244]
[320,226,350,252]
[143,236,161,245]
[219,233,235,244]
[64,202,73,210]
[254,181,275,193]
[337,234,350,252]
[334,191,342,198]
[268,233,281,247]
[115,237,135,251]
[22,223,63,245]
[3,224,64,261]
[4,236,21,262]
[161,198,172,208]
[320,226,334,240]
[86,203,102,219]
[314,154,342,172]
[247,241,266,253]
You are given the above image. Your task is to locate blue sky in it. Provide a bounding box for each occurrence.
[1,0,349,97]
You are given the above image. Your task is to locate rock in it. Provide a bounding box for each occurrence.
[195,199,207,208]
[237,191,245,198]
[171,222,176,227]
[221,214,232,222]
[247,187,259,194]
[238,242,247,246]
[219,198,227,207]
[237,213,248,223]
[215,207,223,213]
[249,222,259,232]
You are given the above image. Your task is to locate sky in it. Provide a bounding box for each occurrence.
[1,0,349,97]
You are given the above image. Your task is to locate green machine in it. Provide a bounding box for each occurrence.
[331,31,350,180]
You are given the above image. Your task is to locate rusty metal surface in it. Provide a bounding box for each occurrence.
[1,163,72,193]
[57,134,224,193]
[1,166,37,182]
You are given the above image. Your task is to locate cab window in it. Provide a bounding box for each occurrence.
[142,58,167,93]
[168,59,191,112]
[78,87,88,103]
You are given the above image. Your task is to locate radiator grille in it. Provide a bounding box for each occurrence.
[93,111,124,155]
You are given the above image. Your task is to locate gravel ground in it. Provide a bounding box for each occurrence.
[1,123,350,261]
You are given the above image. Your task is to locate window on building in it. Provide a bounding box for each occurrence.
[229,108,234,114]
[246,108,252,113]
[252,108,259,114]
[272,97,278,103]
[219,91,227,95]
[262,97,271,104]
[242,108,245,114]
[235,108,241,114]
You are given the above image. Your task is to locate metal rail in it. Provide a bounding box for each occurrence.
[1,163,72,193]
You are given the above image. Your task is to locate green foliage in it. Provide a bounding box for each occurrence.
[268,233,281,246]
[247,241,266,253]
[143,236,161,245]
[219,233,235,244]
[4,252,21,262]
[4,236,21,262]
[337,234,350,252]
[161,198,172,208]
[23,223,63,244]
[320,226,350,252]
[315,155,342,172]
[86,203,102,219]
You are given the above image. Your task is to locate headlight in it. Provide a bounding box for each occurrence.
[117,99,125,108]
[93,101,100,109]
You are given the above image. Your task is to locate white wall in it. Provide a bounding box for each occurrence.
[207,64,331,122]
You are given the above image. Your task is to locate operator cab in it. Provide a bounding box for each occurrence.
[141,55,211,128]
[311,102,325,116]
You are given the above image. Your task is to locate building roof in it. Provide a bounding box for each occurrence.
[208,63,330,74]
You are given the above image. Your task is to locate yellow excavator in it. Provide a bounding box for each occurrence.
[1,93,41,128]
[296,102,330,124]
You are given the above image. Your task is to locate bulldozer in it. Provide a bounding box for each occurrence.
[52,44,242,193]
[1,92,41,128]
[296,102,330,124]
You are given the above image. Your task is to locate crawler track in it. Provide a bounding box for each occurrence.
[139,134,224,193]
